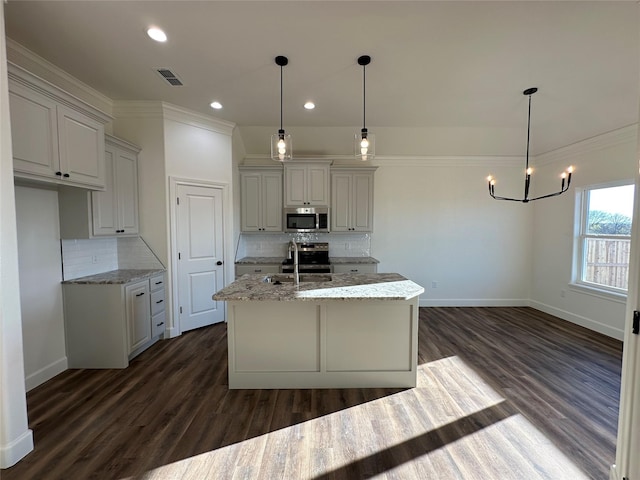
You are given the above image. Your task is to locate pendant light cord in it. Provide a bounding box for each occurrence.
[280,64,283,132]
[525,92,532,172]
[362,63,366,129]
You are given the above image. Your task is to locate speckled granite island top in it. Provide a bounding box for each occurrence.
[62,269,165,285]
[235,256,379,265]
[213,272,423,302]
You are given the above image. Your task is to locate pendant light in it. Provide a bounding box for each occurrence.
[356,55,375,161]
[487,88,573,203]
[271,55,292,162]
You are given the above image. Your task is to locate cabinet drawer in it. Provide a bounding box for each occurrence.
[152,311,166,337]
[151,289,165,316]
[332,264,377,274]
[150,274,165,292]
[235,264,281,277]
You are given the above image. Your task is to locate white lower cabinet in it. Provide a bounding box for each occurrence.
[332,263,378,274]
[63,273,166,368]
[150,273,166,337]
[235,264,281,278]
[126,280,151,354]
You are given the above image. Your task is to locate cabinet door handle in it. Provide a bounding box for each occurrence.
[63,173,70,178]
[155,281,163,285]
[136,292,145,297]
[156,322,164,327]
[254,268,262,272]
[155,299,164,304]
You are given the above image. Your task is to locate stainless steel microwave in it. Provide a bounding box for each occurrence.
[284,207,330,233]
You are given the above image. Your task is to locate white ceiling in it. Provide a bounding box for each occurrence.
[4,1,639,157]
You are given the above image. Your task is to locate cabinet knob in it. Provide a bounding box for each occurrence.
[55,171,62,176]
[216,260,223,266]
[63,173,70,178]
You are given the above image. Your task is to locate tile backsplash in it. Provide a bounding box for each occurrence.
[61,237,164,280]
[236,233,372,260]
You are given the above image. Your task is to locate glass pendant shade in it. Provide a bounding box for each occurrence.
[355,128,375,161]
[271,129,292,162]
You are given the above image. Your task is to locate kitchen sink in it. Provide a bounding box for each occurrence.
[263,274,332,284]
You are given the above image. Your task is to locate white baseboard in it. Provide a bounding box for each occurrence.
[610,463,622,480]
[419,298,529,307]
[25,356,68,392]
[529,300,624,340]
[167,326,181,338]
[0,428,33,469]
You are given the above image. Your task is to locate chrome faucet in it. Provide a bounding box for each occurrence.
[288,240,299,285]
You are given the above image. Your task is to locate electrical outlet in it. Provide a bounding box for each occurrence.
[432,281,438,289]
[560,289,566,298]
[91,255,98,264]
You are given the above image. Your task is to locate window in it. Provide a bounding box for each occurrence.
[576,182,634,293]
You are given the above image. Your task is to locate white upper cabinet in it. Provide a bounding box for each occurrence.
[330,167,377,232]
[92,136,140,236]
[240,166,283,232]
[284,161,331,206]
[59,135,140,239]
[8,63,110,189]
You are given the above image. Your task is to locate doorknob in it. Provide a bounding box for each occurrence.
[216,261,223,265]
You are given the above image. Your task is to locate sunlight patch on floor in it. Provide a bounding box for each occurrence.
[135,356,590,479]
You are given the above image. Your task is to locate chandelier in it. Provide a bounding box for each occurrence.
[487,88,573,203]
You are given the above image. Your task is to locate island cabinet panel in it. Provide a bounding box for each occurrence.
[230,302,320,372]
[325,304,412,371]
[225,297,419,389]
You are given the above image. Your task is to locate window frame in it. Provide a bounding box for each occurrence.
[572,180,634,299]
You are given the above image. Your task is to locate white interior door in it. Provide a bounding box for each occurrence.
[176,184,225,332]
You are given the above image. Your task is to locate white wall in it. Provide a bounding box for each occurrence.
[371,158,533,306]
[15,186,67,391]
[0,4,33,467]
[530,126,637,340]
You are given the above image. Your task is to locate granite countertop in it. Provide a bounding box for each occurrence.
[235,257,284,265]
[62,269,166,285]
[213,272,423,302]
[235,256,379,265]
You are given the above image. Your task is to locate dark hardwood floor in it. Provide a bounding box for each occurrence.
[3,307,622,479]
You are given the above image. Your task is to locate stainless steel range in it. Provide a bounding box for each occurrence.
[281,242,331,273]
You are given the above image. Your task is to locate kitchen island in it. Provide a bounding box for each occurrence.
[213,273,424,389]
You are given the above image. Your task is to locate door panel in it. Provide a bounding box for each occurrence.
[177,184,225,332]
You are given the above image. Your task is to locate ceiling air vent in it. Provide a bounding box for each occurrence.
[155,68,183,86]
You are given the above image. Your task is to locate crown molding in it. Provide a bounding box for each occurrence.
[244,153,524,168]
[161,103,235,136]
[6,38,114,112]
[8,62,111,124]
[535,124,637,166]
[113,101,235,136]
[112,101,166,119]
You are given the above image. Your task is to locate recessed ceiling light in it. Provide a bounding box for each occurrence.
[304,101,315,110]
[210,101,223,110]
[147,27,167,43]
